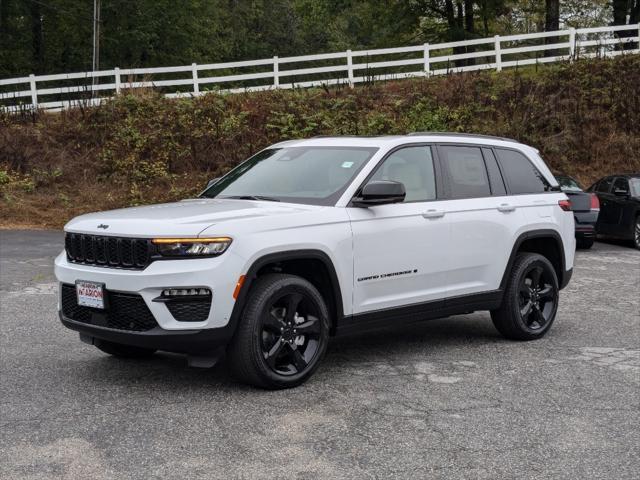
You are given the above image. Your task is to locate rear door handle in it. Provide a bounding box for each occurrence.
[497,203,516,213]
[422,209,445,219]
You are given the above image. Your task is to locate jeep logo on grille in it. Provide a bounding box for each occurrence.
[97,224,109,229]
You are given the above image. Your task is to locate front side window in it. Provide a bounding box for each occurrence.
[201,146,377,206]
[495,149,551,194]
[439,146,491,199]
[368,146,436,202]
[596,177,614,193]
[629,179,640,197]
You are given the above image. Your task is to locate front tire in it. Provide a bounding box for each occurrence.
[491,253,559,341]
[227,274,330,389]
[634,216,640,250]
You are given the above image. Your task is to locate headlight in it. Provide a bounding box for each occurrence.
[152,237,232,257]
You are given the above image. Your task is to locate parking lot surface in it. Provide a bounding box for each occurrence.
[1,230,638,479]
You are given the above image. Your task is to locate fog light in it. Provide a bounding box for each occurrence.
[162,288,211,297]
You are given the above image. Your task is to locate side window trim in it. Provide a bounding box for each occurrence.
[349,143,444,205]
[482,147,507,196]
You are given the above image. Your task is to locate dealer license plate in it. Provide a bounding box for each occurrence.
[76,281,105,309]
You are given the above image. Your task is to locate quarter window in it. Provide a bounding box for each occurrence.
[495,149,551,194]
[369,146,436,202]
[439,146,491,199]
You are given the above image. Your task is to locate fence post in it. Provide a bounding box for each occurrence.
[423,43,430,76]
[494,35,502,71]
[569,27,576,61]
[114,67,121,94]
[273,56,279,88]
[192,63,199,95]
[29,74,38,109]
[346,49,354,88]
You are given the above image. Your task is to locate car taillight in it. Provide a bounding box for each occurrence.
[590,193,600,211]
[558,199,572,211]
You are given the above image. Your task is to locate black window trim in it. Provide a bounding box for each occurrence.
[348,143,444,206]
[482,146,509,197]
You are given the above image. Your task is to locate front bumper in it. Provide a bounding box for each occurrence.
[60,312,234,354]
[54,250,246,331]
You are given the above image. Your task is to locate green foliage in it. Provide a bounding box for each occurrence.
[0,56,638,228]
[1,0,619,79]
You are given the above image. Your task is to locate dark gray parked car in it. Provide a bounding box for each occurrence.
[555,174,599,249]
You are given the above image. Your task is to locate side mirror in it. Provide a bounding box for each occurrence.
[206,177,220,189]
[352,180,406,207]
[613,188,629,197]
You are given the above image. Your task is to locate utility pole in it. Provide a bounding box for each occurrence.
[92,0,101,95]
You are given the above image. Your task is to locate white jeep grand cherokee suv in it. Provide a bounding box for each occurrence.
[55,133,575,389]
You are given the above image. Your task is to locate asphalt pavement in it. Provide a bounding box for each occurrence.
[1,230,638,479]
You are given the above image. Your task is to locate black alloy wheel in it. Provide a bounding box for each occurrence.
[517,264,557,331]
[227,273,330,389]
[634,217,640,250]
[260,291,323,376]
[491,253,559,340]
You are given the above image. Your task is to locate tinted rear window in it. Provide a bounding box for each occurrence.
[439,146,491,199]
[495,149,551,194]
[556,175,583,192]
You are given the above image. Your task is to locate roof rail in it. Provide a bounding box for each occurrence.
[407,132,520,143]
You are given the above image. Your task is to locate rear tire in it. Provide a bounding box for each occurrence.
[576,237,594,249]
[227,274,330,389]
[491,253,559,341]
[95,340,156,358]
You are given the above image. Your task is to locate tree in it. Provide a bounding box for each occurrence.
[612,0,639,50]
[544,0,560,56]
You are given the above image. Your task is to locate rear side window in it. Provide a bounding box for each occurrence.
[612,177,629,194]
[439,146,491,199]
[596,178,614,193]
[495,149,551,194]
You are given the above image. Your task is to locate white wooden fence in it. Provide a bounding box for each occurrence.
[1,24,638,112]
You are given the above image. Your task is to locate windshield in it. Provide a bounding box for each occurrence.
[200,146,378,205]
[555,175,583,192]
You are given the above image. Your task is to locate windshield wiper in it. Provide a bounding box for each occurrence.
[222,195,281,202]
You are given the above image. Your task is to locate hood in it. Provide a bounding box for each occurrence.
[64,198,318,237]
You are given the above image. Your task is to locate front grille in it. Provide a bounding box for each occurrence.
[65,233,153,270]
[166,298,212,322]
[61,284,158,332]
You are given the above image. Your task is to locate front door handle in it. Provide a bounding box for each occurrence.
[422,209,445,219]
[497,203,516,213]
